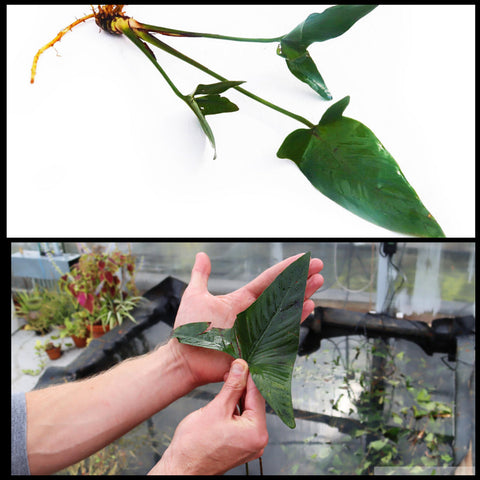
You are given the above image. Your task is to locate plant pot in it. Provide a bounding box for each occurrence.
[87,323,110,339]
[72,334,87,348]
[46,345,62,360]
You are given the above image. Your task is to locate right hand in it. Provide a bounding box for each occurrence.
[149,359,268,475]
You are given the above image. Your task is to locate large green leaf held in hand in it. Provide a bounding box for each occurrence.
[172,252,311,428]
[277,97,445,237]
[278,5,378,99]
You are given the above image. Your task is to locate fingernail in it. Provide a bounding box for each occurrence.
[231,361,245,376]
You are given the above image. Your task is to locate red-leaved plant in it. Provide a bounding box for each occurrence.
[59,247,141,332]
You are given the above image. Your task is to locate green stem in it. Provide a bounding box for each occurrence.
[134,29,314,128]
[119,22,186,102]
[118,19,220,157]
[136,21,283,44]
[237,400,250,475]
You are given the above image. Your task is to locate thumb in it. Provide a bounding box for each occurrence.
[188,252,211,293]
[213,359,249,416]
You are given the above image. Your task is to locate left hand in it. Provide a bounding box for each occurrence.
[167,252,324,389]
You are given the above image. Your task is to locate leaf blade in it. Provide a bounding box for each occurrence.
[193,80,245,96]
[278,5,378,98]
[171,322,238,357]
[278,97,445,237]
[233,252,310,428]
[282,49,332,100]
[171,253,311,428]
[194,94,240,116]
[282,5,378,48]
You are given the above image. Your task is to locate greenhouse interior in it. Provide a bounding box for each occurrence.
[11,242,475,475]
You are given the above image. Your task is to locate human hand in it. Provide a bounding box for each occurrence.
[168,252,324,388]
[149,359,267,475]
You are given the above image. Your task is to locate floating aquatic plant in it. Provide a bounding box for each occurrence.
[31,5,444,237]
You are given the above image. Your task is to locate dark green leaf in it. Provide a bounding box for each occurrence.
[171,322,238,357]
[318,95,350,125]
[185,81,244,156]
[184,96,218,159]
[279,5,378,98]
[277,97,445,237]
[195,94,239,115]
[234,252,310,428]
[282,5,378,49]
[172,252,311,428]
[184,91,240,157]
[193,80,245,95]
[282,48,331,100]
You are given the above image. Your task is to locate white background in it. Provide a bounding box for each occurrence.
[7,5,475,237]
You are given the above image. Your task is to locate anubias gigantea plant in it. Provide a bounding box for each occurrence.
[31,5,444,237]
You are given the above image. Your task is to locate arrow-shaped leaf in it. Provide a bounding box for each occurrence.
[185,81,244,157]
[278,45,332,100]
[172,252,311,428]
[192,81,244,115]
[193,80,245,96]
[278,5,378,99]
[194,94,239,116]
[277,96,445,237]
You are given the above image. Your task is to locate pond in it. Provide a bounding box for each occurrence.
[43,278,473,475]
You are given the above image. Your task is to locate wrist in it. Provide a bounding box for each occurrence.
[156,338,199,392]
[148,446,180,475]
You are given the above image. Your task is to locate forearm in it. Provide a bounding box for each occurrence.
[26,340,194,475]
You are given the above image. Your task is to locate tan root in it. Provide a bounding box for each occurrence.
[31,5,129,84]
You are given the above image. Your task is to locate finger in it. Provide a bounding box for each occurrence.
[231,254,312,311]
[187,252,211,293]
[308,257,324,277]
[212,359,248,417]
[245,255,323,300]
[242,373,266,426]
[301,298,315,322]
[241,254,304,299]
[305,272,324,300]
[241,374,268,462]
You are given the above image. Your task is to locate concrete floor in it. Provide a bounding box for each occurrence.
[11,324,85,394]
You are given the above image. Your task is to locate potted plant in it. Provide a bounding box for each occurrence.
[40,288,78,330]
[34,337,63,361]
[96,294,142,332]
[44,341,62,360]
[14,288,52,335]
[59,247,141,339]
[22,336,68,377]
[61,315,88,348]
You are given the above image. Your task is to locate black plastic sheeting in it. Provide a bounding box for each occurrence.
[34,276,187,390]
[298,307,475,359]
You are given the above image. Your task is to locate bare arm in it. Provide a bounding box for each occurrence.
[25,341,189,475]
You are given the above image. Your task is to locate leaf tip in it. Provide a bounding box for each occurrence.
[319,95,350,125]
